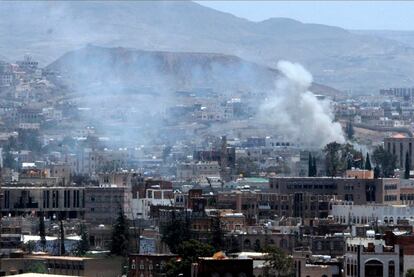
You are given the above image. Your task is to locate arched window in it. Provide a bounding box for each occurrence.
[316,241,323,251]
[280,239,288,249]
[365,260,383,277]
[254,239,261,251]
[244,239,251,248]
[389,261,395,277]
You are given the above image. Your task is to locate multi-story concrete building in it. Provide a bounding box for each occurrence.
[84,185,131,224]
[1,185,85,219]
[399,179,414,204]
[0,255,123,276]
[331,202,414,226]
[384,134,414,169]
[131,179,174,220]
[176,161,221,181]
[216,190,336,223]
[380,87,414,100]
[384,231,414,276]
[269,177,400,205]
[344,237,400,277]
[293,249,342,277]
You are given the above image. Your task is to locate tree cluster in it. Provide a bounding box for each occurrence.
[38,212,46,251]
[264,246,294,277]
[405,151,411,179]
[372,145,397,178]
[407,269,414,277]
[324,142,363,177]
[110,209,130,257]
[160,214,294,277]
[345,121,355,140]
[161,213,227,276]
[165,239,215,277]
[75,223,90,256]
[160,212,192,254]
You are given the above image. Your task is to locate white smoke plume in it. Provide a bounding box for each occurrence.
[258,60,345,148]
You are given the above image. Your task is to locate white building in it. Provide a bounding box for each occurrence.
[131,185,173,220]
[331,203,414,226]
[176,161,220,181]
[344,237,399,277]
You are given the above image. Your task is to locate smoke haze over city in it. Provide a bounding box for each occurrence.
[1,2,414,276]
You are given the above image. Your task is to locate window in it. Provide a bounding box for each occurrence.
[317,241,322,251]
[389,261,395,277]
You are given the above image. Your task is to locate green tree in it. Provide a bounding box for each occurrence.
[161,212,191,254]
[405,152,411,179]
[374,166,380,179]
[307,153,317,177]
[324,142,363,176]
[75,223,90,256]
[38,212,46,251]
[324,142,342,177]
[110,209,130,257]
[406,269,414,277]
[365,153,372,170]
[372,145,397,177]
[264,246,294,277]
[24,241,36,254]
[347,157,353,170]
[59,218,65,256]
[345,121,354,140]
[308,153,313,177]
[312,157,317,176]
[165,240,215,277]
[26,261,48,273]
[211,216,224,251]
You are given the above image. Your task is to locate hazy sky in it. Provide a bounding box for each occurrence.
[197,1,414,31]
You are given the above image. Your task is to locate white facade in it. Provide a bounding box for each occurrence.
[131,188,173,219]
[344,238,399,277]
[176,161,220,181]
[331,203,414,225]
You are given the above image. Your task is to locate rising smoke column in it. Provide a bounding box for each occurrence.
[258,61,345,148]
